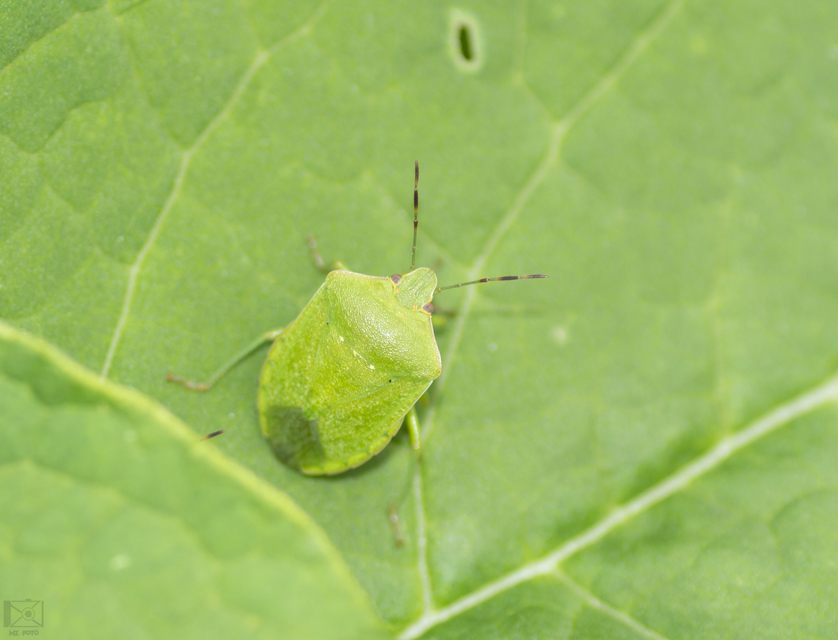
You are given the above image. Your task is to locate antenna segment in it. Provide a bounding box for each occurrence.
[436,274,548,293]
[410,161,419,272]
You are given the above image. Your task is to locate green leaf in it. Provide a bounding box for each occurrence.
[3,0,838,637]
[0,322,387,639]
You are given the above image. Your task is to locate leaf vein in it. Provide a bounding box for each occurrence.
[408,0,685,630]
[400,371,838,639]
[555,571,674,640]
[99,0,332,378]
[0,10,80,74]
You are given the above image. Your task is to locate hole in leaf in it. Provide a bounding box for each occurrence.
[458,25,473,61]
[449,10,482,72]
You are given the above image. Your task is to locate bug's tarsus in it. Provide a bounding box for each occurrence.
[436,273,548,293]
[388,505,405,547]
[432,302,457,318]
[167,373,210,392]
[166,329,284,393]
[307,235,326,271]
[202,430,225,441]
[307,234,350,272]
[410,161,419,272]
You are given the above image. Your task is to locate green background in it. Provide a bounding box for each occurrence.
[3,0,838,637]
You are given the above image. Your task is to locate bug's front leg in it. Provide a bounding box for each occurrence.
[167,328,283,392]
[306,235,349,273]
[428,302,457,328]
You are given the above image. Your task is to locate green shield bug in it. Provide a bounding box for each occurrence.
[168,162,546,475]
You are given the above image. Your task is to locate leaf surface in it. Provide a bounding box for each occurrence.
[3,0,838,637]
[0,323,387,639]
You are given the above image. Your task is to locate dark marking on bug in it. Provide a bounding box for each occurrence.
[202,430,225,441]
[263,406,325,470]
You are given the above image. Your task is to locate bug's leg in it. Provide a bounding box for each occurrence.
[167,328,283,392]
[429,303,457,328]
[431,315,448,328]
[387,469,414,549]
[385,406,424,547]
[404,405,422,452]
[306,235,349,272]
[432,303,457,318]
[388,505,405,547]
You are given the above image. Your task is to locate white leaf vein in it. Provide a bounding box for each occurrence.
[407,0,693,634]
[100,1,332,377]
[401,372,838,639]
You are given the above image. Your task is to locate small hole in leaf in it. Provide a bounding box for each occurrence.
[458,25,472,61]
[449,10,482,72]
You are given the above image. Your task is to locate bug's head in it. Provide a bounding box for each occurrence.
[390,267,436,315]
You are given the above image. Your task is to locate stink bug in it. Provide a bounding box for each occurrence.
[168,162,546,474]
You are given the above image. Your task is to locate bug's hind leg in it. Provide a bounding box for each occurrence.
[307,235,349,273]
[404,405,422,452]
[167,328,283,392]
[386,406,423,547]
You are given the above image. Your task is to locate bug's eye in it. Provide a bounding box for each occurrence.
[421,302,434,315]
[390,274,402,285]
